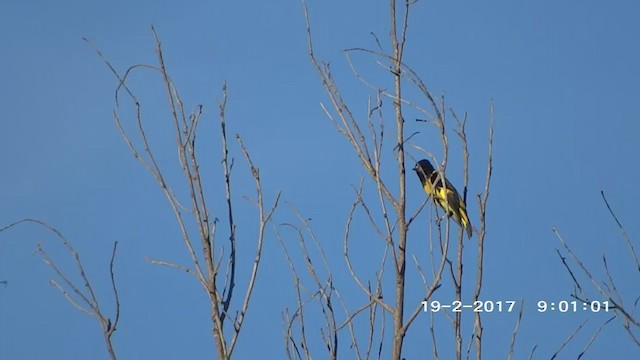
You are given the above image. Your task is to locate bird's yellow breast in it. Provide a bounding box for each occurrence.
[424,182,451,201]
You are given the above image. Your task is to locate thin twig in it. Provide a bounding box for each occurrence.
[507,300,524,360]
[1,219,119,359]
[550,319,587,360]
[473,100,495,359]
[577,316,615,359]
[601,190,640,272]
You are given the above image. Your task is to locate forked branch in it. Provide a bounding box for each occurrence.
[0,219,120,360]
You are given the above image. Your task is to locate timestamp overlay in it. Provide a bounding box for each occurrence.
[421,300,611,313]
[536,300,610,313]
[422,300,518,313]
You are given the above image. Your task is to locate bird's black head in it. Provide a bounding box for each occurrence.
[413,159,435,182]
[414,159,435,174]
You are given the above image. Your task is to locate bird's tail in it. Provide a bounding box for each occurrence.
[459,209,473,239]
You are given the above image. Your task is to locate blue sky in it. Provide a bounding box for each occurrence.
[2,0,639,359]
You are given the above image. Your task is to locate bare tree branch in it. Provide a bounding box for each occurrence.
[507,300,525,360]
[1,219,120,360]
[472,100,495,359]
[85,28,280,359]
[601,190,640,273]
[550,319,587,360]
[577,316,615,359]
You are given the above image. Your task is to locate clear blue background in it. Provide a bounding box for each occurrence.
[2,0,639,359]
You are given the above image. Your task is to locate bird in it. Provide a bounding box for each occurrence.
[413,159,473,238]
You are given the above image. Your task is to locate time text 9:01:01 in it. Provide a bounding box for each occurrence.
[537,300,610,312]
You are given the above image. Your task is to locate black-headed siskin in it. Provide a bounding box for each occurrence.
[413,159,473,238]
